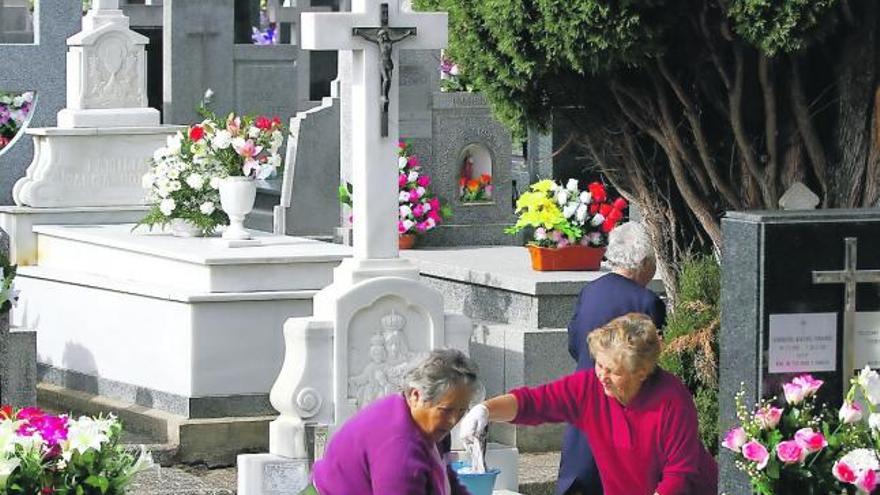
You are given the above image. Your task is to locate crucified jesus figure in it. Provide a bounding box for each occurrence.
[352,3,416,136]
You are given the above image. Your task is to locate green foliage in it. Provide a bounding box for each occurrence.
[659,254,720,453]
[0,252,17,314]
[727,0,840,55]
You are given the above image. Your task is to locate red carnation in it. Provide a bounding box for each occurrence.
[601,218,617,233]
[589,204,600,215]
[272,116,282,128]
[189,125,205,141]
[598,203,613,217]
[607,208,624,222]
[588,182,607,203]
[613,197,628,211]
[255,116,273,130]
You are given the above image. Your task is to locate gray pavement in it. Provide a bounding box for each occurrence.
[127,452,560,495]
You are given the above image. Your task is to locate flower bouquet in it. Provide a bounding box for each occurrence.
[0,91,34,152]
[505,179,627,270]
[724,370,880,494]
[0,252,18,314]
[439,52,474,93]
[338,140,451,249]
[0,406,154,494]
[140,90,285,236]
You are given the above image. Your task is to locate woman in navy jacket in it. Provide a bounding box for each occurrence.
[559,221,667,495]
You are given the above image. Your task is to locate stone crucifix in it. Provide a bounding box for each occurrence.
[813,237,880,394]
[301,1,446,261]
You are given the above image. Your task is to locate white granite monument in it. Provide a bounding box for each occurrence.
[236,2,494,493]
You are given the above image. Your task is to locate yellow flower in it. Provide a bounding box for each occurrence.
[531,179,556,193]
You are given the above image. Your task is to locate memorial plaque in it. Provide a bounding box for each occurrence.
[768,313,836,373]
[855,312,880,369]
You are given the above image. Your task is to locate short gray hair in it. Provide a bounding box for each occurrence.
[403,349,480,404]
[604,222,654,270]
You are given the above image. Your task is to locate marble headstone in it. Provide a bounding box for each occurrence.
[719,209,880,493]
[0,0,81,204]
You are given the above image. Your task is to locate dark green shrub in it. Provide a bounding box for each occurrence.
[659,254,720,454]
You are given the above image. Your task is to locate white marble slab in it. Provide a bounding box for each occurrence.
[32,224,352,293]
[401,246,663,296]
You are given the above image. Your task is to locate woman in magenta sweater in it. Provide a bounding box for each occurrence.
[460,313,717,495]
[301,348,478,495]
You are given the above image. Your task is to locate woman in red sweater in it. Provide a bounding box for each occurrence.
[460,313,717,495]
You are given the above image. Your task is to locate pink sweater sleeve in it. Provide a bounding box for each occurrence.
[654,391,705,495]
[509,371,588,425]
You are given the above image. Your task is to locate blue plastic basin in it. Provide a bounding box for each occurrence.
[451,461,501,495]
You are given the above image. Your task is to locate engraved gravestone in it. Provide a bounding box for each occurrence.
[719,209,880,493]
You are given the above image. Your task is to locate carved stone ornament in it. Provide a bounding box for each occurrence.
[83,33,143,109]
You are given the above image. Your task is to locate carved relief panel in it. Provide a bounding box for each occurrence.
[82,32,144,109]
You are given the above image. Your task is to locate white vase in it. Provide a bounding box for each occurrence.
[219,176,257,240]
[169,218,203,238]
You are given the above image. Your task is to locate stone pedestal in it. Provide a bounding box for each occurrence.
[13,126,180,208]
[237,453,310,495]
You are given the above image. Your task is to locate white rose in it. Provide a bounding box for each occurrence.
[248,126,261,139]
[555,189,568,206]
[185,173,205,190]
[271,130,284,152]
[422,202,431,213]
[402,219,415,232]
[859,366,880,405]
[209,177,222,189]
[141,172,155,190]
[562,203,577,219]
[579,191,592,204]
[199,202,216,215]
[399,191,412,202]
[398,156,408,170]
[416,186,426,197]
[575,204,588,223]
[566,178,579,192]
[588,232,603,245]
[590,213,605,227]
[159,198,176,216]
[399,204,413,218]
[22,91,34,103]
[407,171,419,183]
[212,130,232,149]
[167,133,182,154]
[12,95,24,107]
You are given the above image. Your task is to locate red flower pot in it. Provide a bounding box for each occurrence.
[527,245,606,271]
[399,234,417,250]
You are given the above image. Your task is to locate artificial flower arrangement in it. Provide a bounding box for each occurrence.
[338,140,451,236]
[0,91,34,152]
[140,90,285,236]
[505,179,627,248]
[439,51,474,93]
[724,369,880,494]
[0,406,154,494]
[458,154,492,202]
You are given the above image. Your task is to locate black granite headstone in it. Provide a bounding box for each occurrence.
[720,209,880,493]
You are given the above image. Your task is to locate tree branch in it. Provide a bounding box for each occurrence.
[729,45,770,206]
[790,56,830,205]
[758,54,780,206]
[657,58,742,209]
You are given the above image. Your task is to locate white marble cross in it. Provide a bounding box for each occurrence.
[301,0,446,260]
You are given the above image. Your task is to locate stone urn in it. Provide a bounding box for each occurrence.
[219,176,257,240]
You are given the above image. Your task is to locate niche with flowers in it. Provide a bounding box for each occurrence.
[457,143,493,203]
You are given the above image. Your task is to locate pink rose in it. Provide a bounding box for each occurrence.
[428,210,441,222]
[412,204,425,218]
[840,401,863,424]
[776,440,806,464]
[407,155,419,168]
[416,221,428,233]
[409,190,421,202]
[722,427,747,452]
[858,469,878,493]
[428,198,440,211]
[792,375,824,397]
[399,174,408,187]
[417,175,431,187]
[398,221,406,234]
[834,460,858,484]
[794,428,827,453]
[741,441,769,470]
[783,382,807,405]
[755,406,783,429]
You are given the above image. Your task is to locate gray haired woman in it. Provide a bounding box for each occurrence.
[302,348,480,495]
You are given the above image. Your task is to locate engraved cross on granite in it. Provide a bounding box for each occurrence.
[813,237,880,394]
[301,1,446,261]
